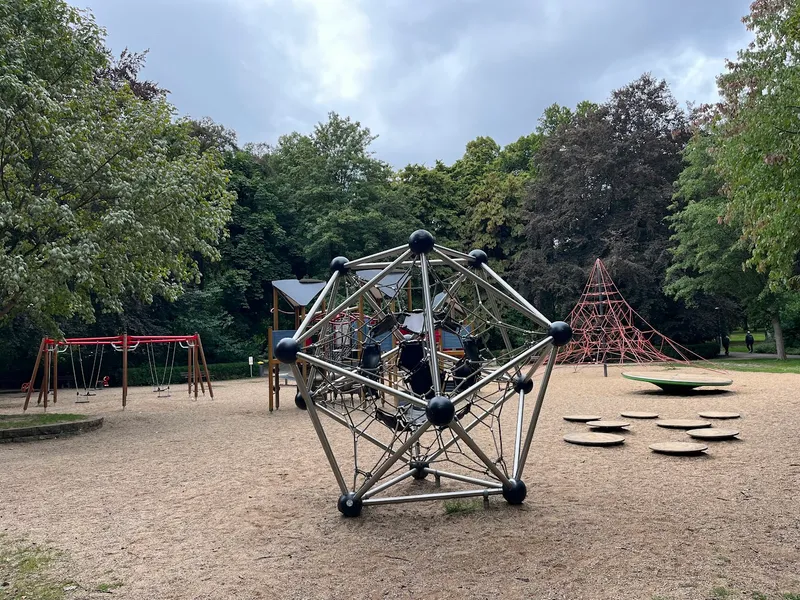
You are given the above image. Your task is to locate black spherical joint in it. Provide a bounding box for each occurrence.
[468,249,488,268]
[425,395,455,427]
[548,321,573,347]
[294,392,307,410]
[274,337,300,363]
[502,479,527,505]
[337,492,363,517]
[410,460,430,480]
[330,256,350,274]
[513,376,534,394]
[408,229,436,255]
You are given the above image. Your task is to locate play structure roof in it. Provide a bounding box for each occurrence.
[272,279,326,307]
[355,270,410,299]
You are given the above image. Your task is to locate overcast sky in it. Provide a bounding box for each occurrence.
[73,0,752,167]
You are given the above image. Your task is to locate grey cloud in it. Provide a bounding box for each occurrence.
[73,0,750,167]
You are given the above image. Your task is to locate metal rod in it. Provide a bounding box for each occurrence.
[344,245,408,268]
[480,270,515,362]
[295,271,339,338]
[361,469,417,499]
[433,244,474,261]
[429,248,544,325]
[480,262,552,328]
[447,420,512,486]
[298,351,426,409]
[419,255,441,396]
[362,487,504,506]
[516,346,558,480]
[292,365,349,495]
[511,389,526,477]
[296,250,412,343]
[314,403,394,454]
[353,421,432,500]
[450,337,553,406]
[346,258,468,270]
[422,468,503,489]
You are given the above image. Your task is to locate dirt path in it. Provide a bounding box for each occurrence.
[1,366,798,599]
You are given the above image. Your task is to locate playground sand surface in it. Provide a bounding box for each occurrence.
[1,365,798,600]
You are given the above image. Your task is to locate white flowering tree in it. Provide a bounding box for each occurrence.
[0,0,234,325]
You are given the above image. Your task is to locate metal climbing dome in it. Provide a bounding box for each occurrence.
[275,230,572,516]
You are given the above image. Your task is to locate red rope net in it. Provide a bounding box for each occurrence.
[557,258,699,366]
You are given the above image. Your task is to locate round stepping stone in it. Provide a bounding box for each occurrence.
[649,442,708,456]
[686,428,739,441]
[698,411,740,420]
[621,411,659,419]
[656,419,712,430]
[563,415,602,422]
[586,420,630,431]
[564,432,625,447]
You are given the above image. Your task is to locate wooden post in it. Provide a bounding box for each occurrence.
[42,344,51,411]
[274,363,280,409]
[196,334,213,400]
[406,279,412,311]
[268,328,274,412]
[187,344,193,396]
[122,333,128,409]
[23,338,45,411]
[52,343,58,405]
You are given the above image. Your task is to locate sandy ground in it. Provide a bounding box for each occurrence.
[1,366,799,600]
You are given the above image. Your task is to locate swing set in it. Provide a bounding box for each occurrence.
[22,333,213,411]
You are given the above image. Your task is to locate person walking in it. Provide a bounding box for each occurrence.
[745,331,755,353]
[722,335,730,357]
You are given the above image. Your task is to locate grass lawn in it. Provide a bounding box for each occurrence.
[709,358,800,374]
[0,413,87,430]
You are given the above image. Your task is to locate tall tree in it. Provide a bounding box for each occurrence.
[667,133,790,357]
[713,0,800,290]
[270,113,417,277]
[515,75,712,341]
[0,0,234,327]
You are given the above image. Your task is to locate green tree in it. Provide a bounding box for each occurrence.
[713,0,800,289]
[0,0,234,326]
[516,75,712,341]
[395,162,461,246]
[270,113,416,276]
[667,133,791,358]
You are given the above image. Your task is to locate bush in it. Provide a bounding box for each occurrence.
[752,342,800,355]
[109,362,252,387]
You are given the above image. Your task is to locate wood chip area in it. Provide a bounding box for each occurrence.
[1,365,798,599]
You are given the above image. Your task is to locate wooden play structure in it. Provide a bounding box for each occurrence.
[266,276,467,411]
[23,333,213,411]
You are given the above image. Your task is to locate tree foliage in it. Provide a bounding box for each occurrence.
[713,0,800,289]
[516,75,713,340]
[0,0,234,326]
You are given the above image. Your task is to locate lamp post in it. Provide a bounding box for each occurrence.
[715,306,722,355]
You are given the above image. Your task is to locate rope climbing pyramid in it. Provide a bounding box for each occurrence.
[558,258,698,366]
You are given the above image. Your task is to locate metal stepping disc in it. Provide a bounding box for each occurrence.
[687,428,739,441]
[656,419,712,430]
[586,420,630,431]
[649,442,708,456]
[563,415,602,422]
[564,432,625,447]
[620,411,659,419]
[698,411,740,420]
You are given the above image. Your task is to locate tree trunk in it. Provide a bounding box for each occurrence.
[772,315,786,360]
